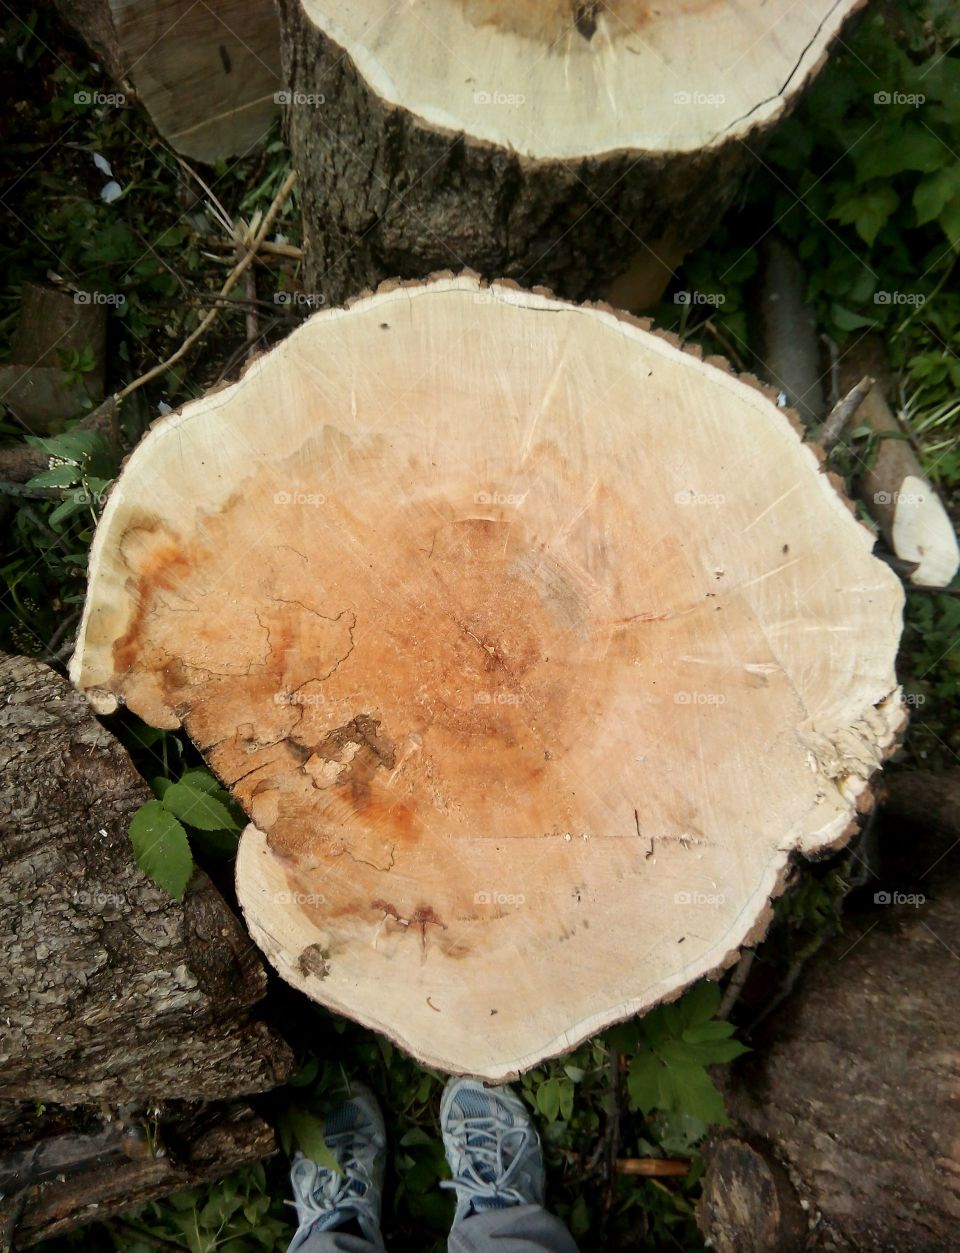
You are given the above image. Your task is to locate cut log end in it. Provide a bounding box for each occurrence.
[71,275,904,1078]
[296,0,868,159]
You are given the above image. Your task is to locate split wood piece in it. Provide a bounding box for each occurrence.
[0,653,292,1104]
[2,1103,276,1248]
[56,0,281,163]
[71,274,904,1079]
[278,0,867,306]
[853,381,959,588]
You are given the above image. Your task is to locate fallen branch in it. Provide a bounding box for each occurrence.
[116,170,297,402]
[815,375,874,451]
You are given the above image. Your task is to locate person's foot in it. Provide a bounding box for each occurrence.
[288,1081,386,1249]
[440,1077,546,1227]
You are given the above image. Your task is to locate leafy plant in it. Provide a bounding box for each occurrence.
[130,767,243,898]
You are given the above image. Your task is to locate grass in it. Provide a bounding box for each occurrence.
[2,2,958,1250]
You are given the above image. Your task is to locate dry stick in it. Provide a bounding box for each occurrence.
[615,1158,690,1177]
[116,170,298,402]
[816,375,874,452]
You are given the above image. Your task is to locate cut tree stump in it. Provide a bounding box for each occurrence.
[278,0,867,306]
[0,653,292,1103]
[70,274,904,1079]
[56,0,281,163]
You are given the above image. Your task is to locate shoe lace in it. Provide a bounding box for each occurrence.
[289,1151,373,1224]
[440,1111,532,1208]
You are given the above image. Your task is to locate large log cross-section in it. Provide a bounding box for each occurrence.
[71,276,904,1079]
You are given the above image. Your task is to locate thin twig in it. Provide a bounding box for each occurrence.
[116,170,297,402]
[815,375,874,451]
[718,948,755,1020]
[702,318,747,372]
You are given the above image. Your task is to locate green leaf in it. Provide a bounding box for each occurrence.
[129,800,194,900]
[178,769,222,794]
[284,1109,342,1176]
[49,495,88,528]
[26,464,80,489]
[627,1051,662,1114]
[831,185,899,246]
[162,780,239,831]
[913,165,960,226]
[676,981,721,1027]
[536,1078,562,1122]
[659,1057,728,1125]
[681,1020,735,1044]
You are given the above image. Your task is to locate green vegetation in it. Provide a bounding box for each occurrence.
[2,1,958,1249]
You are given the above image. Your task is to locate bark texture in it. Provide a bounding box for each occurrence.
[699,821,960,1251]
[0,653,292,1104]
[1,1101,277,1248]
[278,0,748,307]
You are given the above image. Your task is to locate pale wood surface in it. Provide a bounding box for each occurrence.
[72,276,904,1077]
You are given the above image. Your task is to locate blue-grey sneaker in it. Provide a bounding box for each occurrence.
[440,1077,546,1226]
[288,1081,386,1250]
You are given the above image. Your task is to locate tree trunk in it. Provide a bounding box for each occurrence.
[69,274,904,1080]
[55,0,282,163]
[278,0,866,307]
[698,817,960,1251]
[0,653,292,1103]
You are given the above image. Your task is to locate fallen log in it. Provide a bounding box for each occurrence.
[1,1102,276,1248]
[0,652,292,1102]
[278,0,868,306]
[698,814,960,1251]
[70,274,904,1079]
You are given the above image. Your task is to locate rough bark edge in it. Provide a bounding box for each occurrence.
[7,1103,277,1248]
